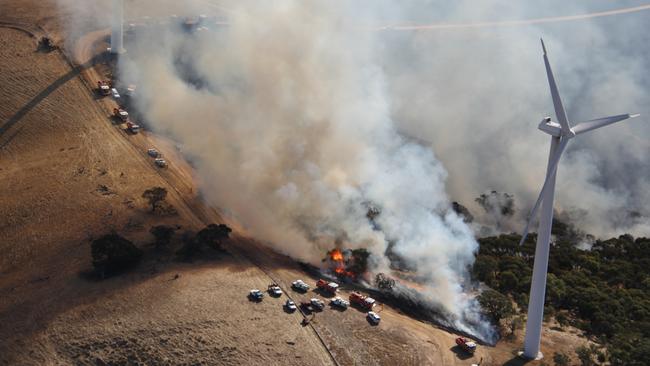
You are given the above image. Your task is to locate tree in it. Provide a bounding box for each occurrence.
[451,201,474,223]
[509,315,524,337]
[196,224,232,250]
[575,345,595,366]
[38,36,57,52]
[91,233,142,277]
[546,273,567,307]
[176,231,202,260]
[475,191,515,216]
[553,352,570,366]
[472,255,498,286]
[150,225,176,248]
[499,270,519,293]
[478,289,514,323]
[375,273,396,291]
[142,187,168,212]
[349,248,370,274]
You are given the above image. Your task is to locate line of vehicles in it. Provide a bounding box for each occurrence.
[249,278,479,355]
[99,80,142,134]
[249,279,381,325]
[98,80,168,169]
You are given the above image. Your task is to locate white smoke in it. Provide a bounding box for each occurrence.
[115,1,492,338]
[53,0,650,341]
[376,1,650,238]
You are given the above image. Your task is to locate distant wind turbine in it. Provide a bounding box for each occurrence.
[520,39,639,360]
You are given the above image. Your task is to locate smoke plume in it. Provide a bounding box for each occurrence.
[54,0,650,340]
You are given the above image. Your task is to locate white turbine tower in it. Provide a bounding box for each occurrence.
[520,39,639,360]
[110,0,125,54]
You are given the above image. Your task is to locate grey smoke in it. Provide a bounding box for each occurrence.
[53,0,650,341]
[375,0,650,237]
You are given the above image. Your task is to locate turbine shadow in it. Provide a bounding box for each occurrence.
[0,53,104,139]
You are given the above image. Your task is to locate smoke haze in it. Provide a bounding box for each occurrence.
[54,0,650,340]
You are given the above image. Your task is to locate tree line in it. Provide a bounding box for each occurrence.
[473,229,650,365]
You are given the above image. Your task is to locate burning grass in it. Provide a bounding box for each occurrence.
[323,248,370,280]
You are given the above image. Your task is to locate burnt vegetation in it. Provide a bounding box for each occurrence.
[475,190,515,217]
[473,230,650,365]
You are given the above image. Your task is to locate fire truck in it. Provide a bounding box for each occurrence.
[455,337,477,354]
[316,279,339,294]
[97,80,111,96]
[113,108,129,122]
[349,291,376,310]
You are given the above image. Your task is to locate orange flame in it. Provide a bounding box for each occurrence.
[330,249,344,262]
[328,248,357,278]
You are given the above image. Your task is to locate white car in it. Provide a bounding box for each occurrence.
[147,148,159,158]
[291,279,310,292]
[268,285,282,297]
[249,289,264,301]
[154,158,167,168]
[367,311,381,324]
[111,88,120,99]
[285,299,297,312]
[310,298,325,311]
[330,297,349,309]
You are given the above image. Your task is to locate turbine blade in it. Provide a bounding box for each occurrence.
[572,113,640,135]
[519,137,570,245]
[541,39,572,136]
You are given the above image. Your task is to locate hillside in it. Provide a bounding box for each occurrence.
[0,1,602,365]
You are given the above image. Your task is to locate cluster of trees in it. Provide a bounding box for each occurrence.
[142,187,177,215]
[473,231,650,365]
[176,223,232,260]
[90,223,232,276]
[91,234,143,278]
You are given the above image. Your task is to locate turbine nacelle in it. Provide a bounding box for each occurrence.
[538,117,575,137]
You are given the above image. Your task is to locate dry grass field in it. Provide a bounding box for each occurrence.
[0,1,593,365]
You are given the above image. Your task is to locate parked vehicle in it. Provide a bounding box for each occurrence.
[367,311,381,325]
[330,297,349,309]
[349,291,375,310]
[268,283,283,297]
[455,337,477,354]
[249,289,264,301]
[285,299,297,312]
[113,108,129,122]
[310,298,325,311]
[97,80,111,96]
[154,158,167,168]
[291,279,310,292]
[126,121,140,134]
[316,279,339,294]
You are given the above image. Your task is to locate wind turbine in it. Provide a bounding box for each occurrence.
[519,39,639,360]
[110,0,125,54]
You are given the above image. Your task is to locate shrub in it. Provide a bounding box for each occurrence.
[375,273,396,291]
[142,187,168,212]
[150,225,176,248]
[91,234,142,277]
[196,224,232,250]
[478,289,514,323]
[176,231,201,260]
[553,352,570,366]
